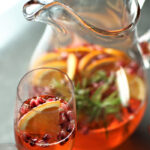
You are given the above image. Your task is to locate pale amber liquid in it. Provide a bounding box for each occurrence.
[73,103,146,150]
[15,128,75,150]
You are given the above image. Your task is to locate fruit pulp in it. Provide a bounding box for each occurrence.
[31,44,147,149]
[15,95,76,150]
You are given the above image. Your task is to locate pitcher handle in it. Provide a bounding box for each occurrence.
[138,0,146,9]
[138,30,150,69]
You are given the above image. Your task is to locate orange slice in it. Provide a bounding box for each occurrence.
[18,101,61,136]
[32,53,61,68]
[127,74,146,101]
[33,61,67,86]
[67,53,78,80]
[86,57,119,72]
[78,51,103,71]
[39,60,67,69]
[104,48,126,57]
[58,46,94,53]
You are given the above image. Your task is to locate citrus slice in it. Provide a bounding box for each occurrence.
[39,60,67,69]
[33,61,66,86]
[86,57,119,72]
[58,46,94,53]
[78,51,103,71]
[104,48,126,57]
[18,101,61,136]
[127,74,146,101]
[67,53,78,80]
[32,53,61,69]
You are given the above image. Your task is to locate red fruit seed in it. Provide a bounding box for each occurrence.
[30,99,37,108]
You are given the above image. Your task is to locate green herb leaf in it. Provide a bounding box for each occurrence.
[91,70,107,83]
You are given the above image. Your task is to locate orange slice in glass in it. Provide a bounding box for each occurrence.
[78,51,103,71]
[67,53,78,80]
[32,53,61,68]
[18,101,61,136]
[58,46,93,53]
[86,57,119,72]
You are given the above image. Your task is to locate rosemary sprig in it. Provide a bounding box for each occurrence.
[75,70,121,127]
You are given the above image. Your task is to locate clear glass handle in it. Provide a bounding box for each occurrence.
[139,30,150,69]
[138,0,146,9]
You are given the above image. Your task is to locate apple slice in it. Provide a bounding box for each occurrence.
[78,51,103,71]
[67,53,78,80]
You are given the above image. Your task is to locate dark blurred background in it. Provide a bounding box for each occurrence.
[0,0,150,149]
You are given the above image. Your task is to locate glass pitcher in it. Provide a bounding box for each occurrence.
[23,0,148,149]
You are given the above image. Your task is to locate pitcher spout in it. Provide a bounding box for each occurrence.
[23,0,141,37]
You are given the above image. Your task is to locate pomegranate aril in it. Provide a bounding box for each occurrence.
[66,123,73,133]
[37,97,45,104]
[30,99,37,108]
[57,130,67,141]
[116,61,126,67]
[20,104,30,115]
[47,98,54,102]
[66,110,73,121]
[60,138,69,145]
[42,134,51,142]
[29,139,36,146]
[127,106,134,113]
[61,103,68,111]
[126,67,135,74]
[23,134,31,143]
[59,112,68,124]
[129,61,139,70]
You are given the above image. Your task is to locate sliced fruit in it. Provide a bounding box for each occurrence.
[116,68,130,107]
[67,53,78,80]
[33,61,67,86]
[32,53,61,69]
[18,101,61,136]
[104,48,126,57]
[127,74,146,101]
[86,57,119,72]
[78,51,103,71]
[40,60,66,69]
[58,46,94,53]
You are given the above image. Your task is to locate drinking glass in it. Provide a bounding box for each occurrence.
[14,67,76,150]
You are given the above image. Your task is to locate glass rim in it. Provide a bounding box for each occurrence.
[17,67,75,104]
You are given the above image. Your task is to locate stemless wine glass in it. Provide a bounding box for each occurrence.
[14,67,76,150]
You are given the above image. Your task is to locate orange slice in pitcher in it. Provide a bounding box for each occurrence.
[86,57,119,72]
[127,74,146,101]
[18,101,61,136]
[78,51,103,71]
[67,53,78,80]
[32,53,61,68]
[104,48,126,57]
[58,46,93,53]
[33,61,67,86]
